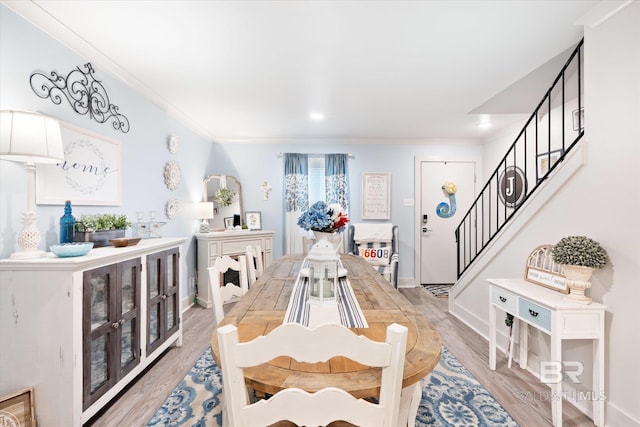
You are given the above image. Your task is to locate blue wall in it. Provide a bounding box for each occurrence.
[0,6,212,296]
[1,5,483,296]
[209,141,483,282]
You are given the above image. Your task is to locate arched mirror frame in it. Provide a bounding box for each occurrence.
[203,174,243,229]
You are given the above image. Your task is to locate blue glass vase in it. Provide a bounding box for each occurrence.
[60,200,76,243]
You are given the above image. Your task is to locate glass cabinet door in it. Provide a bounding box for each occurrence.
[83,264,117,410]
[147,253,163,352]
[83,258,141,410]
[146,248,180,355]
[118,258,141,377]
[165,249,180,338]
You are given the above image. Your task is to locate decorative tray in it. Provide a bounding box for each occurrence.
[109,237,142,247]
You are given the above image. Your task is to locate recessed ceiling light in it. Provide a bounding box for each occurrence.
[309,112,325,121]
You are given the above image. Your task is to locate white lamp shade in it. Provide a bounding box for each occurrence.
[196,202,214,219]
[0,111,64,164]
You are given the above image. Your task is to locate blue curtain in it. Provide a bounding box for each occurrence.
[284,153,309,213]
[284,153,309,254]
[325,153,349,211]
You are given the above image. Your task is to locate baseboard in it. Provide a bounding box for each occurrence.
[182,293,196,313]
[605,404,640,427]
[398,277,417,288]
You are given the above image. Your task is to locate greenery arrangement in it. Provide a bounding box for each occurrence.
[552,235,608,269]
[214,187,236,207]
[75,213,130,232]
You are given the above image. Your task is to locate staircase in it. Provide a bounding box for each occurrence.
[455,39,585,279]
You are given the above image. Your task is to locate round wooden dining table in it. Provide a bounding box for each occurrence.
[210,254,442,425]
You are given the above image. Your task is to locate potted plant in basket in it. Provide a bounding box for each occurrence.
[75,213,131,247]
[552,235,608,304]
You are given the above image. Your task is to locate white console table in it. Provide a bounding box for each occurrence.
[196,230,274,308]
[488,278,606,427]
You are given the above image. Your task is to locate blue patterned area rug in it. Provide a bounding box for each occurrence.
[147,346,518,427]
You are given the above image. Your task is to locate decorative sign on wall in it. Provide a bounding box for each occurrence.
[498,166,527,208]
[30,62,130,133]
[362,172,390,220]
[36,123,122,206]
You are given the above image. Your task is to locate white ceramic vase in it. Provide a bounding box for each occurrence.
[562,264,594,304]
[313,231,342,253]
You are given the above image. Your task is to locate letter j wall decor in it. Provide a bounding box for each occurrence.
[36,122,122,205]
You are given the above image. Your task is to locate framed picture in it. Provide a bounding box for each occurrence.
[0,387,35,427]
[245,211,262,230]
[362,172,391,219]
[36,122,122,205]
[537,149,563,178]
[223,217,234,228]
[572,107,584,131]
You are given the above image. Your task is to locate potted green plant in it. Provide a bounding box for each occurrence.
[552,235,608,304]
[75,213,131,247]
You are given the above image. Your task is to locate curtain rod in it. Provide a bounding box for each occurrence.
[277,152,354,158]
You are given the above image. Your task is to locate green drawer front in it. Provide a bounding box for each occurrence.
[519,298,551,331]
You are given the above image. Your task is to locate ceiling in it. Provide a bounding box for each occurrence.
[4,0,603,143]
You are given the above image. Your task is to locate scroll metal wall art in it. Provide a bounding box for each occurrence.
[30,62,130,133]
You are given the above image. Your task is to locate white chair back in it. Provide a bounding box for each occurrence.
[217,322,407,427]
[208,255,248,325]
[245,245,264,287]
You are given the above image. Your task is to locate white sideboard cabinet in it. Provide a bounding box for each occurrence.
[0,237,187,426]
[196,230,274,308]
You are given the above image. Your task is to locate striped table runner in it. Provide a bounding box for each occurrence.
[284,262,368,328]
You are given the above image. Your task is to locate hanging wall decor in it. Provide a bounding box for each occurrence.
[362,172,391,220]
[166,198,180,219]
[167,134,179,154]
[164,160,181,191]
[436,181,457,218]
[498,166,527,208]
[30,62,130,133]
[36,122,122,205]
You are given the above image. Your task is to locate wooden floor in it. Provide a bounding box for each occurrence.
[87,287,595,427]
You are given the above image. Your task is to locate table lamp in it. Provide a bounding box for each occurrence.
[196,202,214,233]
[0,111,65,259]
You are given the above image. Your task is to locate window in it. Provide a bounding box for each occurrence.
[308,156,325,205]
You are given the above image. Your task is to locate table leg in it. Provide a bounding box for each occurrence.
[489,304,497,370]
[550,330,563,427]
[519,321,528,369]
[508,319,517,369]
[593,335,605,426]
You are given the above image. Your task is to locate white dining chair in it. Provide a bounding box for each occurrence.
[245,245,264,287]
[208,255,248,325]
[217,322,408,427]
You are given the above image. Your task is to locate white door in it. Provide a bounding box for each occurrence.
[419,161,476,285]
